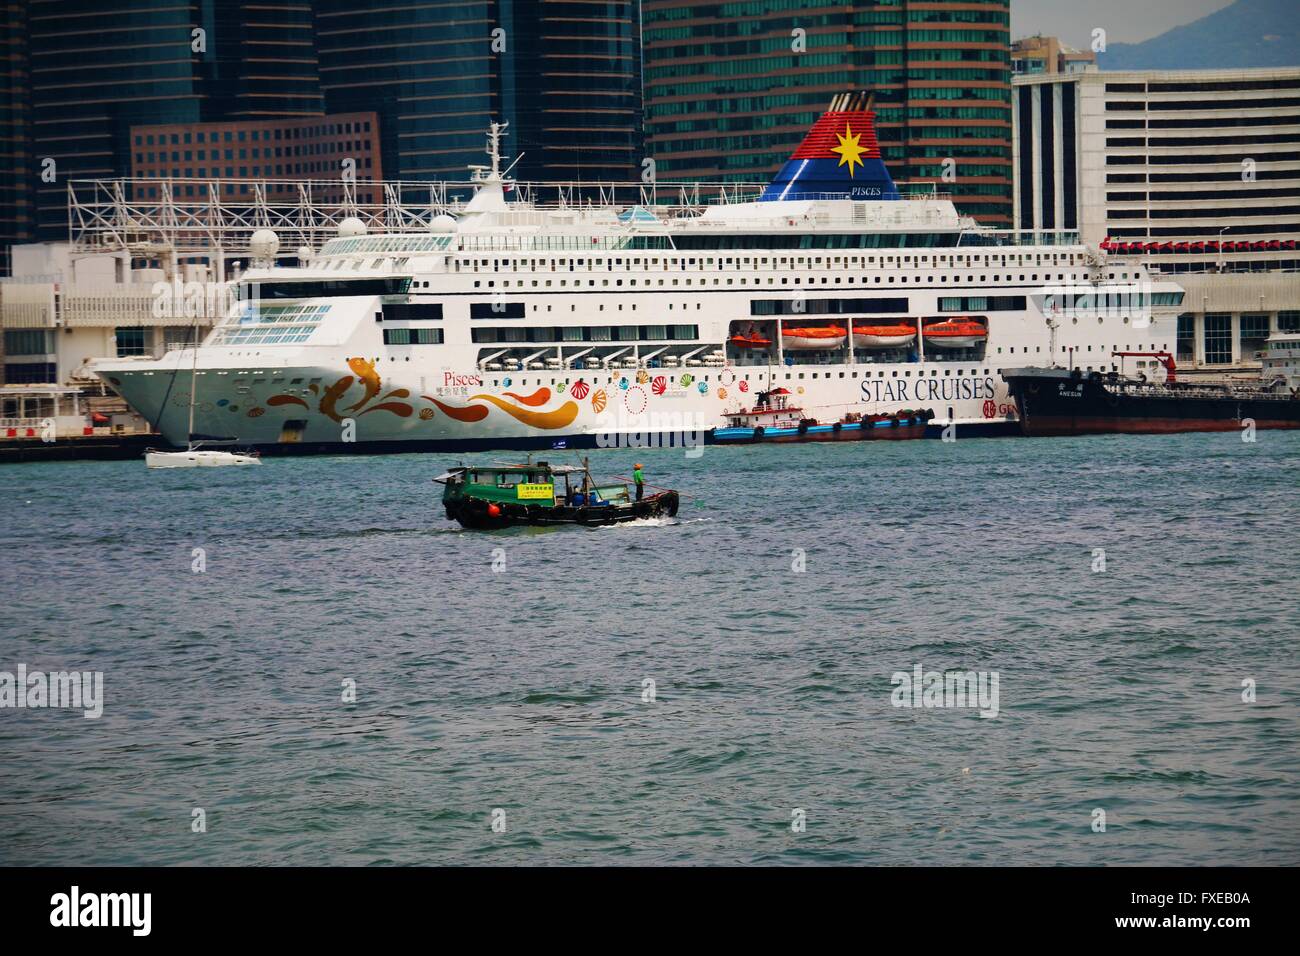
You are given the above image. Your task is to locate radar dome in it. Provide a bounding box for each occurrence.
[338,217,367,238]
[296,245,313,263]
[249,229,280,260]
[430,214,457,234]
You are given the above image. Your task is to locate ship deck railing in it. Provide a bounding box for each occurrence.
[1111,380,1292,401]
[67,176,1080,257]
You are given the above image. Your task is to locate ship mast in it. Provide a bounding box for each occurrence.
[187,314,199,445]
[487,122,505,180]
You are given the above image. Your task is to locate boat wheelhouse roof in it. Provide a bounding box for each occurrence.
[435,462,586,482]
[727,406,805,418]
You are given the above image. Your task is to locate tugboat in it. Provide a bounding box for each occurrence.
[712,388,932,443]
[1003,351,1300,437]
[436,457,680,529]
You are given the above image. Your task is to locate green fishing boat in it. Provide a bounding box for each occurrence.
[435,458,680,530]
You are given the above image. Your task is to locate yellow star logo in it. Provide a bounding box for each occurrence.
[832,124,867,178]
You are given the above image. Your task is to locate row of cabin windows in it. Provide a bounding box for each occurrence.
[471,273,1087,290]
[457,303,702,314]
[455,253,1082,271]
[490,369,1000,388]
[473,324,699,344]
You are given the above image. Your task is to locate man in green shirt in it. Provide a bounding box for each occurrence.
[633,463,644,501]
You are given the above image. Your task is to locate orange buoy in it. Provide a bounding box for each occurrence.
[487,503,502,518]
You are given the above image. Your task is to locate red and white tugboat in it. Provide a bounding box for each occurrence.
[712,388,931,443]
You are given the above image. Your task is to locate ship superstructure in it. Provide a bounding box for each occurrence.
[93,97,1187,452]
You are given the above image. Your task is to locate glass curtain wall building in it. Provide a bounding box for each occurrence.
[25,0,325,241]
[315,0,643,183]
[0,1,32,265]
[643,0,1013,225]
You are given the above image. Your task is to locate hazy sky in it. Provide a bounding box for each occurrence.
[1012,0,1236,49]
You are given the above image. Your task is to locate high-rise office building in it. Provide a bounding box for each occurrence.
[1014,67,1300,257]
[0,2,32,268]
[642,0,1013,225]
[315,0,644,183]
[23,0,326,241]
[1014,67,1300,373]
[129,112,382,200]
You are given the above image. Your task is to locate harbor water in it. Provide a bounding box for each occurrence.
[1,431,1297,865]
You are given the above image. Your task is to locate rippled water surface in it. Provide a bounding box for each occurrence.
[1,431,1297,865]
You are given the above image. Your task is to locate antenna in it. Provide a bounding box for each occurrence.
[502,151,526,181]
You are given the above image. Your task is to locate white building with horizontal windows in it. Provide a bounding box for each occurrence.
[1013,65,1300,376]
[0,243,207,388]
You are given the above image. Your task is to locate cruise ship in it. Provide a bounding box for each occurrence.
[93,95,1187,453]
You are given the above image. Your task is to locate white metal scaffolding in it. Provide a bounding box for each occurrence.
[66,177,768,266]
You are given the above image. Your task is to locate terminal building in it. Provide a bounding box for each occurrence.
[1014,65,1300,375]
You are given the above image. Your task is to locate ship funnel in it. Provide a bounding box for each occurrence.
[758,92,899,202]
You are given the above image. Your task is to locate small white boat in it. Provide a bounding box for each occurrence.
[143,326,262,469]
[146,447,261,469]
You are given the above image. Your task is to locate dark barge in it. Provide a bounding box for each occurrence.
[1002,365,1300,437]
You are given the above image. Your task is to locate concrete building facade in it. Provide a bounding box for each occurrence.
[1014,66,1300,375]
[1011,36,1094,76]
[129,113,382,201]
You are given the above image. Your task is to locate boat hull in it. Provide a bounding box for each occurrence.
[1003,368,1300,437]
[713,413,928,444]
[145,449,262,468]
[853,333,916,349]
[444,490,680,529]
[783,335,846,350]
[94,353,1023,455]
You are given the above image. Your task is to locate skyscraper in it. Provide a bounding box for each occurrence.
[315,0,644,183]
[24,0,326,241]
[0,1,32,265]
[642,0,1013,225]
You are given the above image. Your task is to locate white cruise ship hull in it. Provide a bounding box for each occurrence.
[98,357,1027,454]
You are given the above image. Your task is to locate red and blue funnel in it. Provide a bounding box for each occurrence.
[759,92,899,202]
